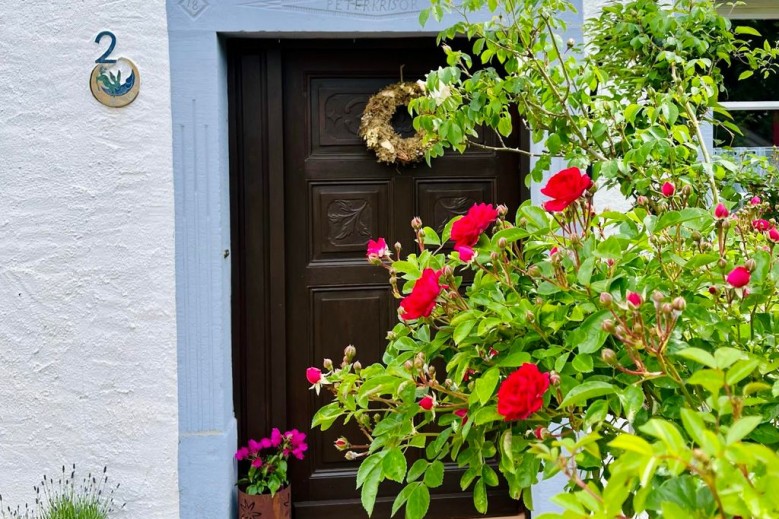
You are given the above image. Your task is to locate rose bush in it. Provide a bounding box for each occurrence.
[308,1,779,518]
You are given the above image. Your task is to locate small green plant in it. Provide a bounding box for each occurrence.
[0,465,124,519]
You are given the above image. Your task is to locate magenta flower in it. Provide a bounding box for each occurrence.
[286,429,308,460]
[251,458,263,468]
[753,219,773,232]
[454,408,468,425]
[366,238,390,258]
[419,396,435,410]
[454,244,475,262]
[769,228,779,243]
[270,428,283,448]
[626,292,643,307]
[661,182,675,197]
[248,439,261,455]
[306,367,322,385]
[259,438,273,449]
[726,266,751,288]
[235,447,250,461]
[549,247,559,256]
[750,196,761,205]
[714,203,729,219]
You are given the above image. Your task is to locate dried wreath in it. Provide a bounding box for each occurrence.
[359,81,431,165]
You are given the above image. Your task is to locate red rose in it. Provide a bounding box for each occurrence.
[454,408,468,425]
[497,363,550,421]
[540,167,593,212]
[626,292,643,307]
[306,367,322,385]
[399,268,442,320]
[451,203,498,249]
[726,266,750,288]
[419,395,435,410]
[769,228,779,243]
[714,203,729,219]
[661,182,675,197]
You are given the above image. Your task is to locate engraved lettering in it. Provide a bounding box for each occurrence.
[243,0,419,16]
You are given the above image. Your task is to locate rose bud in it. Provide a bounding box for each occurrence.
[566,38,575,48]
[626,291,643,307]
[708,286,718,295]
[726,266,751,288]
[599,292,613,307]
[607,258,615,267]
[323,358,333,370]
[691,231,702,242]
[344,451,358,461]
[498,237,508,249]
[344,345,357,360]
[636,195,649,206]
[527,265,541,277]
[454,408,468,425]
[442,265,454,277]
[427,365,436,377]
[525,311,535,323]
[533,426,549,440]
[386,331,397,341]
[404,360,414,371]
[353,361,362,373]
[652,291,664,303]
[769,228,779,243]
[496,204,508,217]
[661,182,675,197]
[745,259,757,272]
[334,437,350,451]
[752,219,772,232]
[306,367,322,385]
[672,297,686,311]
[549,371,561,386]
[661,303,673,315]
[601,348,617,365]
[722,219,732,230]
[419,395,435,410]
[490,251,499,262]
[681,185,692,196]
[718,258,728,269]
[615,324,627,337]
[750,196,761,205]
[411,217,423,230]
[714,203,729,219]
[601,319,616,333]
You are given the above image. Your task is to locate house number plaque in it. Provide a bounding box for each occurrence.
[90,31,141,108]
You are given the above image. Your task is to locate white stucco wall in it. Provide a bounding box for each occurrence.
[0,1,178,517]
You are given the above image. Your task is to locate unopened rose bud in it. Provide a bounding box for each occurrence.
[636,195,649,206]
[344,345,357,360]
[607,258,615,267]
[652,291,664,303]
[549,371,561,386]
[427,365,436,377]
[601,319,616,333]
[718,258,728,269]
[411,217,423,230]
[404,360,414,371]
[345,451,358,461]
[535,297,544,306]
[525,311,535,323]
[417,229,426,239]
[442,265,454,277]
[353,361,362,373]
[615,325,626,337]
[681,185,692,197]
[534,426,549,440]
[447,290,459,300]
[334,437,350,451]
[745,259,757,272]
[519,217,528,227]
[323,358,333,370]
[444,378,453,387]
[691,231,702,242]
[386,331,397,341]
[527,265,541,277]
[566,38,575,48]
[341,357,348,368]
[394,242,402,254]
[601,348,617,365]
[498,237,508,249]
[662,303,673,315]
[700,241,712,251]
[414,352,425,368]
[672,296,686,311]
[374,413,381,423]
[722,219,731,230]
[570,234,581,245]
[419,395,435,410]
[497,204,508,217]
[490,251,499,262]
[599,292,613,307]
[708,286,719,296]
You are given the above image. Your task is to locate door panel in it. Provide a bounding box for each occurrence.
[231,39,527,518]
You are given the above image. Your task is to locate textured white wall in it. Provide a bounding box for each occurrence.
[0,1,178,518]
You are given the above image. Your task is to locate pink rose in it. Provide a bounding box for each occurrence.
[306,367,322,385]
[769,228,779,243]
[753,219,773,232]
[726,266,751,288]
[750,196,761,205]
[714,203,729,219]
[454,244,475,263]
[366,237,389,258]
[541,167,593,212]
[626,292,643,307]
[661,182,675,197]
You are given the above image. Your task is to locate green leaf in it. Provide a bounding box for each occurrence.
[473,478,488,514]
[359,455,384,516]
[407,459,428,483]
[572,353,594,373]
[675,348,717,368]
[714,347,746,369]
[735,25,761,36]
[311,401,343,431]
[576,257,596,286]
[424,461,445,488]
[475,368,500,405]
[639,419,686,452]
[405,483,430,519]
[726,359,759,386]
[680,408,707,447]
[382,447,407,483]
[453,319,476,345]
[609,434,653,456]
[567,310,610,354]
[727,416,762,444]
[619,385,644,422]
[559,381,615,408]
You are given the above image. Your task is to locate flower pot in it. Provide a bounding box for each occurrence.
[238,485,291,519]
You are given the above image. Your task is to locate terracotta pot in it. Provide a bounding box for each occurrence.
[238,485,291,519]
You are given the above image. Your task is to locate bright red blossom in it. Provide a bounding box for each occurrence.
[454,408,468,425]
[714,203,729,219]
[540,167,593,212]
[661,182,675,197]
[497,363,550,421]
[399,268,443,320]
[626,292,643,307]
[419,396,435,410]
[306,367,322,385]
[769,228,779,243]
[751,196,761,205]
[727,266,751,288]
[451,203,499,252]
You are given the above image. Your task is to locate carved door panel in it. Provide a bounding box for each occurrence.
[231,39,526,519]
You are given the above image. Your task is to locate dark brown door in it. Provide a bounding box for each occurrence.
[231,39,527,519]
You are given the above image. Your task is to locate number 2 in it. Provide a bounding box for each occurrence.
[95,31,117,64]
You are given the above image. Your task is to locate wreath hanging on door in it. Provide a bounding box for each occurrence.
[359,81,431,166]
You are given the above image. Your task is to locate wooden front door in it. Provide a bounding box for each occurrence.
[231,39,527,518]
